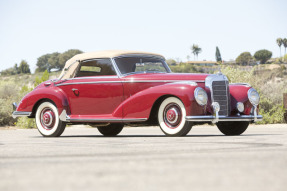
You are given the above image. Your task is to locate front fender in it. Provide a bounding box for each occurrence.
[229,85,255,115]
[113,83,206,119]
[16,86,69,116]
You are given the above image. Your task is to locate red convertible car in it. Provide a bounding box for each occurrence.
[12,50,262,137]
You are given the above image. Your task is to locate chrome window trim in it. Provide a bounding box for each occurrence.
[111,58,123,77]
[112,55,171,77]
[113,54,165,60]
[74,58,118,78]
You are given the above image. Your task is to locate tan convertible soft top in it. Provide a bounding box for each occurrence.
[59,50,165,79]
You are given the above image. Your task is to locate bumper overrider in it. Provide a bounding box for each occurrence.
[186,101,262,123]
[11,102,32,119]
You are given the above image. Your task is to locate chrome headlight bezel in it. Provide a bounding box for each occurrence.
[248,88,260,106]
[194,87,208,106]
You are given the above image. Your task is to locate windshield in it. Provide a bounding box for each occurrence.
[114,57,171,76]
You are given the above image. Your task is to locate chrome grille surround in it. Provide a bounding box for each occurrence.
[205,73,230,116]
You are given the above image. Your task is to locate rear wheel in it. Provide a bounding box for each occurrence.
[216,121,249,136]
[97,123,124,136]
[158,97,192,136]
[35,102,66,137]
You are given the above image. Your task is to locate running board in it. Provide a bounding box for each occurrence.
[66,118,147,123]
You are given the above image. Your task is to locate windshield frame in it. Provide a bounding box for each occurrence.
[112,55,171,77]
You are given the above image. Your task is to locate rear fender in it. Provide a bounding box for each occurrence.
[16,87,69,117]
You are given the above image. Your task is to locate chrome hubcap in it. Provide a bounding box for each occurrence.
[163,103,182,129]
[166,108,179,123]
[40,108,55,130]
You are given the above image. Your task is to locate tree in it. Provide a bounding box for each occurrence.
[58,49,83,69]
[36,53,53,72]
[36,49,83,73]
[283,38,287,58]
[254,49,272,64]
[191,44,202,60]
[236,52,253,65]
[277,38,283,58]
[215,46,222,63]
[47,52,60,69]
[18,60,31,74]
[13,64,19,74]
[166,59,177,66]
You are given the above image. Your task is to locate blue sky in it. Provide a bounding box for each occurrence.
[0,0,286,72]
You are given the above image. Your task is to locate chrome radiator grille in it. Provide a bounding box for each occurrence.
[212,81,230,116]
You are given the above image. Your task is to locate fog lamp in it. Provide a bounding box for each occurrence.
[236,102,244,113]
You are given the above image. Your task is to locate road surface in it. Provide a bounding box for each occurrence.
[0,124,287,191]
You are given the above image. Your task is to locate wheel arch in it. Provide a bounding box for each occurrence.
[30,98,57,118]
[148,94,182,124]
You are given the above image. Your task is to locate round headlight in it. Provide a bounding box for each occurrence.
[248,88,260,106]
[194,87,208,106]
[236,102,244,113]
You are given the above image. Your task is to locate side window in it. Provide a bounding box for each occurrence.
[75,59,117,77]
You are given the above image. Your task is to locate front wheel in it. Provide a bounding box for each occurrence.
[35,102,66,137]
[158,97,192,136]
[216,121,249,136]
[97,123,124,136]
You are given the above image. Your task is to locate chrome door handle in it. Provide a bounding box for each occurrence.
[72,88,79,96]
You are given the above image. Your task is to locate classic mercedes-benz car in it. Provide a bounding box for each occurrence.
[12,50,262,137]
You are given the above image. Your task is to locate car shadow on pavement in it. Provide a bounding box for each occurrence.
[50,133,282,138]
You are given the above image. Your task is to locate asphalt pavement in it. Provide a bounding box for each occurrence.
[0,124,287,191]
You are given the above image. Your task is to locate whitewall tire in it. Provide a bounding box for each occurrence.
[158,97,192,136]
[35,102,66,137]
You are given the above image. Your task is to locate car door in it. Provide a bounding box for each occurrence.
[69,58,123,116]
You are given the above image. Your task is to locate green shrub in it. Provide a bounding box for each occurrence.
[16,117,36,129]
[221,66,285,124]
[258,104,285,124]
[0,97,17,126]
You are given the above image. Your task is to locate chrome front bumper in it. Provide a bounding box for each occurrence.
[186,115,263,123]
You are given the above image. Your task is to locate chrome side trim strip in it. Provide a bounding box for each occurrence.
[55,81,122,86]
[55,80,205,87]
[66,118,147,123]
[12,111,32,118]
[230,83,251,87]
[185,115,263,123]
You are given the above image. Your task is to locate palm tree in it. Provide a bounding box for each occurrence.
[283,38,287,57]
[277,38,283,58]
[191,44,202,60]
